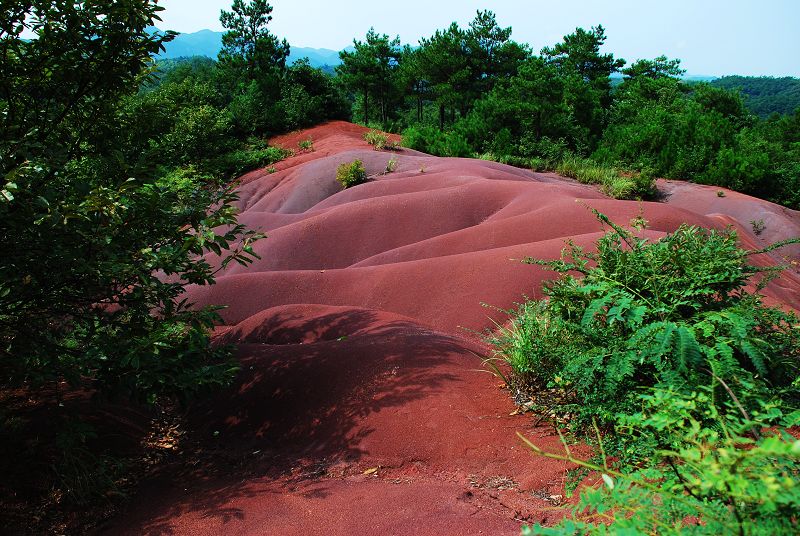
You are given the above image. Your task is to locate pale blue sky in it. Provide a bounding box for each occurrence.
[157,0,800,76]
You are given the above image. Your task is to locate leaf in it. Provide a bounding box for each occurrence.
[363,467,379,475]
[581,294,612,327]
[676,326,703,373]
[740,340,768,376]
[601,474,615,489]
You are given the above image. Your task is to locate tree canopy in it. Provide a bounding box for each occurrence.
[0,0,269,401]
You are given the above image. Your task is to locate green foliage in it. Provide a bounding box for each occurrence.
[279,58,350,130]
[218,0,289,85]
[491,211,800,430]
[0,2,269,403]
[751,218,766,236]
[541,25,625,148]
[364,129,389,149]
[521,387,800,535]
[622,55,685,80]
[337,29,403,125]
[593,77,800,208]
[330,18,797,209]
[336,159,367,188]
[401,125,472,157]
[52,419,127,505]
[213,140,290,178]
[555,157,654,199]
[712,75,800,118]
[490,211,800,533]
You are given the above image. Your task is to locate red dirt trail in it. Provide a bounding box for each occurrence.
[104,121,800,535]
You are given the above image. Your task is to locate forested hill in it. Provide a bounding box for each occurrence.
[711,75,800,117]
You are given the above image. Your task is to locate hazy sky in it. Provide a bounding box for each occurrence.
[156,0,800,76]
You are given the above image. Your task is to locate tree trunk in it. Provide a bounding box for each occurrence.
[417,93,422,123]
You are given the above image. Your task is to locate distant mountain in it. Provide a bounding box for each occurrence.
[683,75,717,83]
[610,73,717,83]
[155,28,344,68]
[159,29,223,59]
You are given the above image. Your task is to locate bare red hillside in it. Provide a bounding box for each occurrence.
[106,121,800,535]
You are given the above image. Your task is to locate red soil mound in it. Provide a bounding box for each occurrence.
[107,122,800,535]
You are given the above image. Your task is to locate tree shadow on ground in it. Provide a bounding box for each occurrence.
[110,307,485,535]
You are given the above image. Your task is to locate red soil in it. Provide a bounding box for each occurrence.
[105,122,800,535]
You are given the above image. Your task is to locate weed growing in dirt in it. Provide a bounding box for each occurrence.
[751,218,766,235]
[336,159,367,188]
[364,129,388,150]
[385,157,398,173]
[299,138,314,152]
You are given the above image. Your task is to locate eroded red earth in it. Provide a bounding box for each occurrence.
[105,121,800,535]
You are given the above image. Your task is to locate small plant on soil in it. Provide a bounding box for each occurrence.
[489,210,800,533]
[298,138,314,152]
[266,166,277,174]
[385,157,398,173]
[751,218,766,236]
[364,129,388,150]
[336,159,367,189]
[717,190,726,197]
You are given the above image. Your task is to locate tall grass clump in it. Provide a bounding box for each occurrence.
[556,157,654,199]
[489,210,800,534]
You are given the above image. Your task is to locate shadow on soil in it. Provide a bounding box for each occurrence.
[107,308,484,534]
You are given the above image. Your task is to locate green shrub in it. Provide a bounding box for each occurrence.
[336,159,367,188]
[401,125,473,157]
[364,129,388,150]
[213,144,290,178]
[490,211,800,430]
[522,386,800,535]
[401,125,442,153]
[298,138,314,152]
[491,210,800,533]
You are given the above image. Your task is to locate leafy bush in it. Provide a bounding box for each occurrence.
[401,125,473,157]
[522,386,800,535]
[491,211,800,533]
[212,142,290,178]
[336,159,367,188]
[364,129,388,149]
[491,211,800,429]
